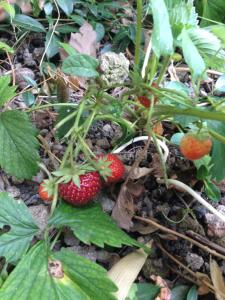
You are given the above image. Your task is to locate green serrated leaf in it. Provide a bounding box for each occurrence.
[207,121,225,181]
[128,283,160,300]
[13,14,46,32]
[171,285,189,300]
[0,242,117,300]
[0,75,16,106]
[62,54,99,77]
[204,179,221,201]
[0,110,40,179]
[59,42,78,56]
[48,202,141,248]
[179,29,206,81]
[151,0,173,57]
[56,0,74,16]
[0,192,39,264]
[196,0,225,26]
[0,41,14,54]
[186,285,198,300]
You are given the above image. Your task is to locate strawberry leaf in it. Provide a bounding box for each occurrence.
[0,75,17,106]
[0,110,40,179]
[0,192,39,264]
[0,242,117,300]
[48,202,142,248]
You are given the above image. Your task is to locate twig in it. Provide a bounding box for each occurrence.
[175,67,222,76]
[187,231,225,257]
[134,215,225,260]
[158,178,225,224]
[141,37,152,78]
[6,51,15,86]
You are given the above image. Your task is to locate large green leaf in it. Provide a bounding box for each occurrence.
[207,25,225,46]
[196,0,225,26]
[48,202,141,248]
[179,29,206,80]
[151,0,173,57]
[128,283,160,300]
[0,192,39,264]
[13,14,46,32]
[188,28,225,72]
[207,121,225,181]
[0,242,117,300]
[0,75,16,106]
[56,0,74,16]
[0,110,40,179]
[62,54,99,77]
[168,0,198,39]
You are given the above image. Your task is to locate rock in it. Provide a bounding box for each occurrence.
[28,205,49,232]
[102,124,114,138]
[6,186,20,198]
[69,245,97,262]
[186,253,204,271]
[96,138,110,149]
[99,52,129,85]
[99,194,115,213]
[64,229,80,246]
[15,67,35,89]
[205,205,225,238]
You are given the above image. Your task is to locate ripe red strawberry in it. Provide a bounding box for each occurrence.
[97,154,125,183]
[137,82,158,108]
[39,182,53,202]
[179,134,212,160]
[59,172,101,206]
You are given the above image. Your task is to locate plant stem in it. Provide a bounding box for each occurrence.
[134,0,143,68]
[158,178,225,223]
[50,229,62,251]
[26,103,78,113]
[147,52,158,83]
[156,55,170,85]
[153,105,225,122]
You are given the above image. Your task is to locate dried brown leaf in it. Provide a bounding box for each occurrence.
[126,165,153,180]
[151,275,171,300]
[112,184,135,230]
[68,22,97,57]
[210,259,225,300]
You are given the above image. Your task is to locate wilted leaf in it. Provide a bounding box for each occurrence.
[126,166,153,180]
[68,22,98,57]
[151,275,171,300]
[112,184,135,230]
[210,259,225,300]
[108,241,151,300]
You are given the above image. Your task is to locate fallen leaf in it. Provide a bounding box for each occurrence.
[210,259,225,300]
[68,22,97,57]
[196,272,211,296]
[126,165,153,180]
[150,153,164,178]
[131,221,158,235]
[151,275,171,300]
[108,241,151,300]
[112,184,135,230]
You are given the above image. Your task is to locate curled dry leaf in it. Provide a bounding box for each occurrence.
[60,22,98,60]
[196,272,211,296]
[112,184,135,230]
[150,275,171,300]
[108,241,151,300]
[126,165,153,180]
[210,259,225,300]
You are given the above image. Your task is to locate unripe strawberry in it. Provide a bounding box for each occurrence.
[59,172,101,206]
[179,134,212,160]
[39,182,53,202]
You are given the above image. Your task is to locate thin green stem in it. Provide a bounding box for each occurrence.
[26,103,78,113]
[156,55,170,85]
[147,52,158,83]
[50,229,63,251]
[153,105,225,122]
[134,0,143,68]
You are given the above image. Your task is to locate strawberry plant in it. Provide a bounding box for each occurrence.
[1,0,225,299]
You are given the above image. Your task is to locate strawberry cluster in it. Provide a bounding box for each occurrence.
[39,154,125,207]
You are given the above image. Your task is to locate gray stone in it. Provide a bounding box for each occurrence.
[186,253,204,271]
[28,205,49,232]
[99,52,129,85]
